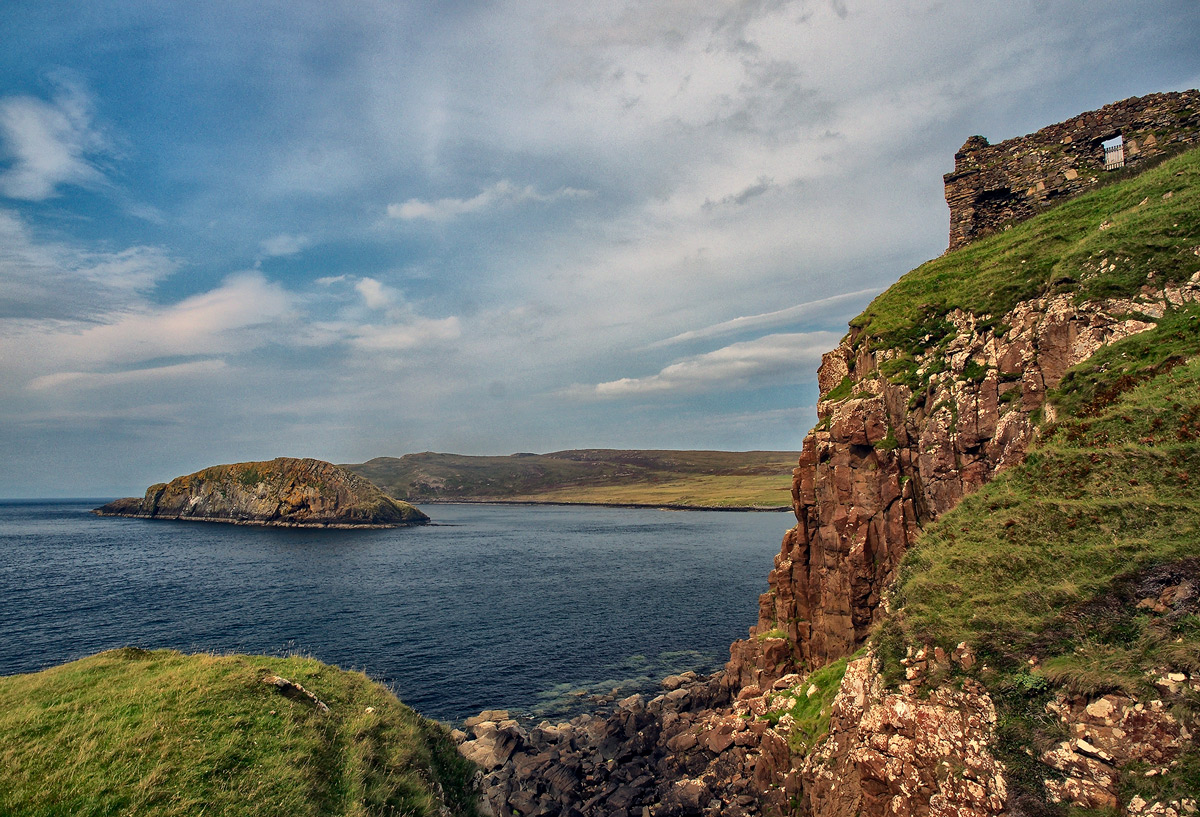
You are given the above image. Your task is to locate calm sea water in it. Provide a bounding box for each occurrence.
[0,501,785,722]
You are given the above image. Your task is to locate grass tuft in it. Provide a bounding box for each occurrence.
[761,656,851,755]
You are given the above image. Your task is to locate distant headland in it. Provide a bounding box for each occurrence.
[342,449,799,510]
[93,457,429,528]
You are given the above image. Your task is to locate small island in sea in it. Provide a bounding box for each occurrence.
[93,457,429,528]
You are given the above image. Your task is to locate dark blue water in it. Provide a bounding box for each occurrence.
[0,501,785,721]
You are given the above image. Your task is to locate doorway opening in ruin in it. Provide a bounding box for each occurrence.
[1103,135,1125,170]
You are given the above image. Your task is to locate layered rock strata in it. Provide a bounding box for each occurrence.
[944,90,1200,250]
[94,457,429,527]
[726,275,1200,690]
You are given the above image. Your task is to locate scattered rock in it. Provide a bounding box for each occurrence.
[261,675,330,713]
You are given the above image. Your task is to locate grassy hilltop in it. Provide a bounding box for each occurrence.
[863,145,1200,804]
[0,649,478,817]
[345,449,799,510]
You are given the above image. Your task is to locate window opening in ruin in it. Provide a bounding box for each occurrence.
[1103,135,1125,170]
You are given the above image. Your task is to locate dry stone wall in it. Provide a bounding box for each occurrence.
[944,90,1200,250]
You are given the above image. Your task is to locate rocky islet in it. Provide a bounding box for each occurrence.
[93,456,429,527]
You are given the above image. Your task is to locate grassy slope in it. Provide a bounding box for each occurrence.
[0,649,477,817]
[879,312,1200,807]
[848,145,1200,389]
[855,147,1200,807]
[345,449,798,509]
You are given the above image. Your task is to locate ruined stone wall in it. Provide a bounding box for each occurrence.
[944,90,1200,250]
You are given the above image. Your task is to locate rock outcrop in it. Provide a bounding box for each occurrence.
[465,104,1200,817]
[726,275,1200,691]
[944,90,1200,250]
[94,457,429,527]
[800,653,1008,817]
[461,673,793,817]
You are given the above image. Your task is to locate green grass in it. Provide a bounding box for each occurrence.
[890,310,1200,659]
[847,145,1200,389]
[875,306,1200,803]
[499,473,794,508]
[345,449,798,509]
[0,649,479,817]
[760,656,851,755]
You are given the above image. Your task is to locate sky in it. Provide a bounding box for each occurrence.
[1,1,1198,497]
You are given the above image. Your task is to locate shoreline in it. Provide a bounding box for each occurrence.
[89,511,423,529]
[412,498,792,512]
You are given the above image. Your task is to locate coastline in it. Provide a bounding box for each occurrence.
[412,499,792,512]
[89,510,419,529]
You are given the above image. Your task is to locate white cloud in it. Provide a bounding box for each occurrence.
[28,359,227,392]
[354,276,394,309]
[350,316,461,351]
[387,180,591,222]
[259,233,311,258]
[0,208,177,318]
[0,78,109,201]
[648,288,880,348]
[569,331,838,399]
[26,271,294,369]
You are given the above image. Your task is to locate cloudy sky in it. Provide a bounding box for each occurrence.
[1,1,1198,496]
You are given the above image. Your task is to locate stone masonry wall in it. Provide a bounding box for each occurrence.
[944,90,1200,250]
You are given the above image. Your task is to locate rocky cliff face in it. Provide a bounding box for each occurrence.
[725,276,1200,691]
[94,457,429,527]
[467,115,1200,817]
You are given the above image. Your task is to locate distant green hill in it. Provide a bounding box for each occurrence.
[344,449,798,509]
[0,649,478,817]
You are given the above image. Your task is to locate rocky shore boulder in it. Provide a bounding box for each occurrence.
[94,457,429,527]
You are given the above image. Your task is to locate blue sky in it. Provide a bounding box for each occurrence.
[2,1,1199,497]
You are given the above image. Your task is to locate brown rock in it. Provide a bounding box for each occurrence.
[702,722,735,754]
[93,457,428,527]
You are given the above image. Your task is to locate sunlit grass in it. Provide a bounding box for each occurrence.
[0,649,478,817]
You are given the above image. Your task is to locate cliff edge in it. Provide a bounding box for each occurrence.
[94,457,429,527]
[466,96,1200,817]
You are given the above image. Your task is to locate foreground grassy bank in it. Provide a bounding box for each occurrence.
[0,649,478,817]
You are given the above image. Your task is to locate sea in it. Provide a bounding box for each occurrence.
[0,500,787,723]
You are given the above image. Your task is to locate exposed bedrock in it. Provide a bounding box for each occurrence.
[94,457,429,527]
[726,277,1200,691]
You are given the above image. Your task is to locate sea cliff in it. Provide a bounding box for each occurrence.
[94,457,429,527]
[467,94,1200,817]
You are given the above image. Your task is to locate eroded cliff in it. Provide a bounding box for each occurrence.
[468,107,1200,817]
[726,279,1200,689]
[94,457,429,527]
